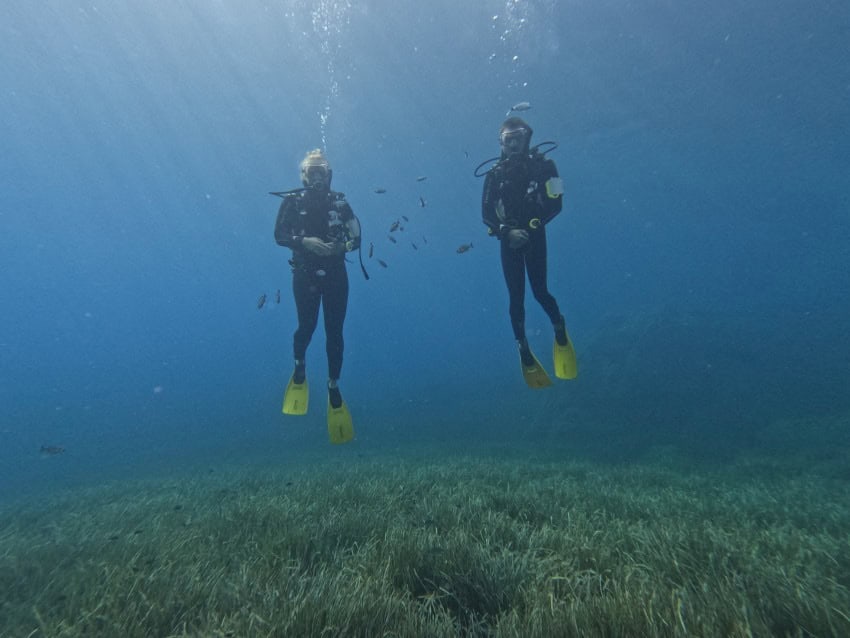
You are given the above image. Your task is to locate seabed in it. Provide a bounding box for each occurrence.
[2,446,849,637]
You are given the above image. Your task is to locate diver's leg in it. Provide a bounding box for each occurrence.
[293,271,321,380]
[526,229,562,324]
[321,266,349,389]
[501,239,533,364]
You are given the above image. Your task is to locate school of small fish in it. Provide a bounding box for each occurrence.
[362,168,491,271]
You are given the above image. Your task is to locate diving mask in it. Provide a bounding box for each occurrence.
[304,165,329,189]
[500,128,529,157]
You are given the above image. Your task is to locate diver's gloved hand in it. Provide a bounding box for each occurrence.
[507,229,529,249]
[302,237,336,256]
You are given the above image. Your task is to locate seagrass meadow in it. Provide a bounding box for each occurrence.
[2,449,849,637]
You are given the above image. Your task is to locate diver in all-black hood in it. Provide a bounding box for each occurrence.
[274,149,361,442]
[480,117,578,387]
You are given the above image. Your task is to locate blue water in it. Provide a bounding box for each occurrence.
[2,0,849,496]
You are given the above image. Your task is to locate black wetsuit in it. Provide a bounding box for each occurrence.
[481,152,564,342]
[274,188,360,380]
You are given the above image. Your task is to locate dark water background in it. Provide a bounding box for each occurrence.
[2,0,849,498]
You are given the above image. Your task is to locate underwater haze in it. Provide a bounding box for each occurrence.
[3,0,850,480]
[2,0,850,633]
[4,0,849,483]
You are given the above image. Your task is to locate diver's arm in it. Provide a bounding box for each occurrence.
[482,173,511,238]
[343,214,361,252]
[274,198,305,249]
[537,159,564,225]
[481,173,497,233]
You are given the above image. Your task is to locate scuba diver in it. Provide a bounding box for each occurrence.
[479,117,578,388]
[274,149,362,443]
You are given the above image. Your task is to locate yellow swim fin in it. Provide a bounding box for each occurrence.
[282,376,309,415]
[520,351,553,389]
[327,398,354,444]
[554,332,578,380]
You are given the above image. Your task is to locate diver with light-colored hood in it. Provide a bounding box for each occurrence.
[273,149,364,443]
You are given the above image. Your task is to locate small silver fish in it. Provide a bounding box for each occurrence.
[387,235,397,244]
[275,289,281,304]
[374,188,387,194]
[416,176,428,182]
[506,101,531,116]
[257,293,267,309]
[456,243,473,254]
[419,196,426,208]
[378,259,388,268]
